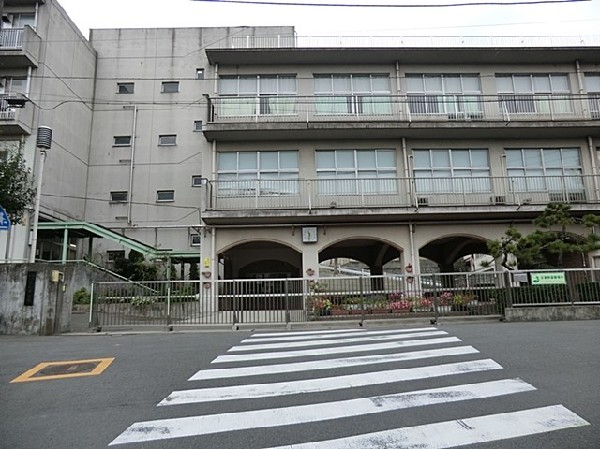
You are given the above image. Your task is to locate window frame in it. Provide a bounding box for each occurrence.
[217,150,300,196]
[314,74,393,116]
[113,136,132,147]
[110,191,128,203]
[190,234,201,246]
[158,134,177,146]
[161,81,180,93]
[117,82,134,94]
[412,148,491,194]
[156,190,175,202]
[315,149,398,195]
[191,175,206,187]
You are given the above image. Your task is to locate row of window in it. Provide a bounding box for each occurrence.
[216,148,584,195]
[110,148,584,202]
[116,69,204,94]
[112,122,203,147]
[210,73,600,118]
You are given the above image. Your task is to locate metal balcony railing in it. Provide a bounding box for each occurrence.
[207,175,600,211]
[207,94,597,124]
[0,28,24,48]
[226,35,600,49]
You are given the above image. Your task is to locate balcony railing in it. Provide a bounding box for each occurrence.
[0,28,24,48]
[226,35,600,49]
[207,175,600,211]
[207,94,596,124]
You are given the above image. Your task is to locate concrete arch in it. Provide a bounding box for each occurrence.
[319,236,404,269]
[419,233,491,272]
[220,239,302,280]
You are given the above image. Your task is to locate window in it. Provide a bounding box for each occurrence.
[585,73,600,118]
[191,175,206,187]
[117,83,134,94]
[113,136,131,147]
[217,151,299,196]
[505,148,583,194]
[196,68,205,80]
[161,81,179,93]
[190,234,201,246]
[412,149,490,194]
[156,190,175,202]
[316,149,397,195]
[218,75,297,117]
[110,191,128,203]
[314,74,392,115]
[193,120,203,132]
[12,13,36,28]
[496,74,572,115]
[158,134,177,146]
[406,74,482,118]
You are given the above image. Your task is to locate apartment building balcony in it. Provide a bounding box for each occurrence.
[0,93,34,133]
[0,27,40,68]
[204,93,600,141]
[201,174,600,225]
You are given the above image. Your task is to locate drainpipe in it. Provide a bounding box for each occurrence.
[575,60,586,116]
[402,137,412,204]
[588,136,599,201]
[126,105,138,225]
[408,222,416,273]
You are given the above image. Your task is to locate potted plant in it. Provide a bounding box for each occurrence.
[390,299,412,312]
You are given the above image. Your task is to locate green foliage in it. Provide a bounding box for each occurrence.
[113,250,159,281]
[0,150,35,224]
[189,262,199,280]
[130,296,156,308]
[488,203,600,269]
[72,287,91,304]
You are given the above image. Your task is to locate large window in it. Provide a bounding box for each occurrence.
[405,74,482,118]
[316,149,397,194]
[496,74,572,115]
[314,74,392,115]
[413,149,490,193]
[218,75,297,117]
[585,73,600,118]
[505,148,583,196]
[217,151,299,196]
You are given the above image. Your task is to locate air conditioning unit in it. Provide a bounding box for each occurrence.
[552,192,587,203]
[491,195,506,205]
[417,197,429,206]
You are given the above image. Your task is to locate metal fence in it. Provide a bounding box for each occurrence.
[89,268,600,328]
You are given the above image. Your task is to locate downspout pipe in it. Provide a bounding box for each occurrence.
[127,105,138,225]
[588,136,599,200]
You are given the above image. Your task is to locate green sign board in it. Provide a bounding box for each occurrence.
[531,272,566,285]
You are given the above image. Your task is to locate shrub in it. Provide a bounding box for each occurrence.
[73,287,91,304]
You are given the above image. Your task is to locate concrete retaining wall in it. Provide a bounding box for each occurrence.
[0,262,120,335]
[505,305,600,322]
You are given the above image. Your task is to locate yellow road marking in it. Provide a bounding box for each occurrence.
[10,358,114,383]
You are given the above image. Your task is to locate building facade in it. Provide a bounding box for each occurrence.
[2,0,600,282]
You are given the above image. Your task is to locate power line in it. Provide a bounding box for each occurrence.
[193,0,589,7]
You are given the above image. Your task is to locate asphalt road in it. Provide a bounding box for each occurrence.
[1,320,598,449]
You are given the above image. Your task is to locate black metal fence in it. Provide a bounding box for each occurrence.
[89,268,600,328]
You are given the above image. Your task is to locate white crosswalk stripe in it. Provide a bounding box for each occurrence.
[109,327,590,448]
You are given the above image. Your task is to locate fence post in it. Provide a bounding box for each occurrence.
[432,273,440,322]
[89,282,96,328]
[284,279,291,326]
[503,271,513,315]
[359,276,365,324]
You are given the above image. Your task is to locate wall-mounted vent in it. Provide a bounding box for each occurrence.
[417,197,429,206]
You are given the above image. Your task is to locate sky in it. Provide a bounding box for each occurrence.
[57,0,600,39]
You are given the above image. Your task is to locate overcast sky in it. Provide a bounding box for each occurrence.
[57,0,600,39]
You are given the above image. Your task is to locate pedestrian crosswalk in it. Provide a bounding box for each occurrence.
[109,326,590,448]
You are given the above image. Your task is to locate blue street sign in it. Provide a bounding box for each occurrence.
[0,206,10,230]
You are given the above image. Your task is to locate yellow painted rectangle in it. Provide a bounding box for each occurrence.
[10,357,114,383]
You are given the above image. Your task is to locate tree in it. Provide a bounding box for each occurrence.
[488,203,600,269]
[0,150,35,224]
[113,250,159,281]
